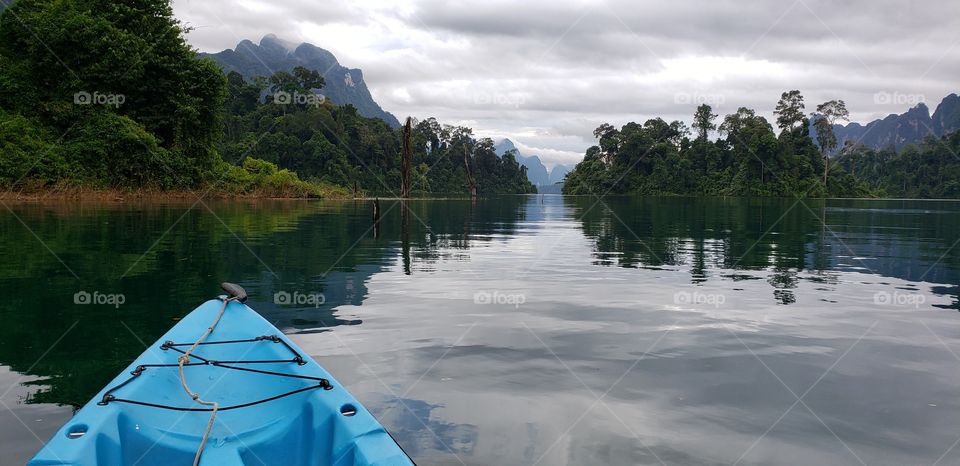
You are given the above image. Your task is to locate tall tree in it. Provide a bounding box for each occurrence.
[719,107,757,136]
[812,100,850,186]
[692,104,717,141]
[774,90,806,133]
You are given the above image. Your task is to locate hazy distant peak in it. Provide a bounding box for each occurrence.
[495,138,518,152]
[260,33,299,52]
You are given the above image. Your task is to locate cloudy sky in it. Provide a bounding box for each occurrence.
[173,0,960,168]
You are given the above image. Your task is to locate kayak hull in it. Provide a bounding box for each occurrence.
[29,299,413,466]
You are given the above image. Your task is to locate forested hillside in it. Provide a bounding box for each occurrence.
[0,0,533,197]
[564,91,960,198]
[220,69,534,195]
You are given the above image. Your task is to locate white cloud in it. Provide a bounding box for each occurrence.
[173,0,960,167]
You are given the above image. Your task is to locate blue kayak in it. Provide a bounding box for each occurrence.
[30,284,413,466]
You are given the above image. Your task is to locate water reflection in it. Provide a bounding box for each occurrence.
[569,196,960,307]
[1,196,960,465]
[0,198,536,407]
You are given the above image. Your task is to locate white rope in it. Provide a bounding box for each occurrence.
[178,297,233,466]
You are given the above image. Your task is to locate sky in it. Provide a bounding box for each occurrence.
[173,0,960,169]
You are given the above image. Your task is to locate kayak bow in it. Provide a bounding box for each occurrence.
[30,284,413,466]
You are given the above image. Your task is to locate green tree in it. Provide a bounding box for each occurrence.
[0,0,226,187]
[774,90,806,133]
[812,99,850,187]
[691,104,717,141]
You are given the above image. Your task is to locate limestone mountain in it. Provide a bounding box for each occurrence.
[494,139,549,185]
[549,164,571,184]
[494,138,571,187]
[202,34,401,128]
[821,93,960,151]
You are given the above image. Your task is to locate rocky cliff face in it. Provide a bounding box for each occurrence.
[821,93,960,151]
[202,34,400,128]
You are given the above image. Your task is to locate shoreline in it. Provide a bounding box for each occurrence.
[0,189,495,202]
[0,188,354,202]
[3,189,958,203]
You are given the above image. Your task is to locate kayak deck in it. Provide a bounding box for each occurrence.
[30,299,413,466]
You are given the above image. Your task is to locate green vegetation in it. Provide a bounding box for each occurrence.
[220,70,535,196]
[835,130,960,198]
[0,0,534,197]
[564,91,960,198]
[0,0,227,190]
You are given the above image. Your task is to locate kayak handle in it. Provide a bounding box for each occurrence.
[220,282,248,303]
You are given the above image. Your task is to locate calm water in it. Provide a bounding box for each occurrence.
[1,196,959,465]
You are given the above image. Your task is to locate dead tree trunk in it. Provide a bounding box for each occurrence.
[400,117,412,198]
[823,153,829,188]
[463,146,477,198]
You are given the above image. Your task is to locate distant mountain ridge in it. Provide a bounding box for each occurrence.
[202,34,401,128]
[822,93,960,151]
[494,138,571,187]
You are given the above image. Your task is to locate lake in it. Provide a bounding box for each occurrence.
[1,195,959,465]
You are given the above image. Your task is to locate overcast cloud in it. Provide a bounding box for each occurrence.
[174,0,960,168]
